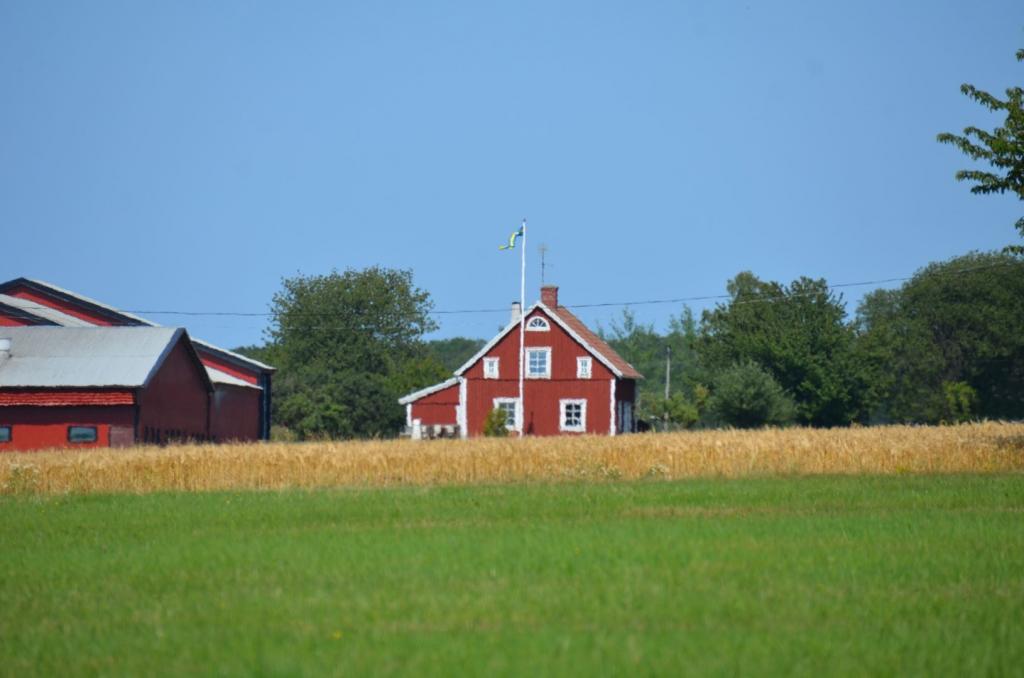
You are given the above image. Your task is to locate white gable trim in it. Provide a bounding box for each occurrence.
[398,377,459,405]
[453,303,624,378]
[536,302,623,378]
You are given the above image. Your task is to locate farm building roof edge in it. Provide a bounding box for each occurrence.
[0,278,274,374]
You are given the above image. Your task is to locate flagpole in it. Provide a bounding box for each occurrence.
[518,218,526,438]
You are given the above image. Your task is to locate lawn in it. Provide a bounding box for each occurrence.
[1,475,1022,676]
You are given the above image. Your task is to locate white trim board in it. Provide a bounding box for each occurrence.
[398,377,459,405]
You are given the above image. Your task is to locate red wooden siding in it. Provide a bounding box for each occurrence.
[409,383,459,425]
[463,308,616,436]
[210,385,261,441]
[136,337,211,443]
[0,406,133,452]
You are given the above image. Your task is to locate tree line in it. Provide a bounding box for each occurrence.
[236,249,1022,439]
[603,251,1023,429]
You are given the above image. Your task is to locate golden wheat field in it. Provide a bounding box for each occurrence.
[1,421,1022,495]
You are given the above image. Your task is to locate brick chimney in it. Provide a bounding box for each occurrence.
[541,285,559,308]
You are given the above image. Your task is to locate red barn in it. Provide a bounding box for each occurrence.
[0,327,213,451]
[401,286,643,437]
[0,278,273,442]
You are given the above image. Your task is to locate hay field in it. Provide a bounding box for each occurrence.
[3,421,1022,495]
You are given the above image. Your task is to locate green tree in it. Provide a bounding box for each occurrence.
[424,337,486,372]
[937,48,1024,253]
[855,251,1024,423]
[602,307,703,425]
[709,361,795,429]
[697,272,866,427]
[267,267,447,439]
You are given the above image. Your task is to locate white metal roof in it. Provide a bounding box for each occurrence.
[206,365,262,390]
[192,338,275,372]
[0,326,184,388]
[0,294,95,327]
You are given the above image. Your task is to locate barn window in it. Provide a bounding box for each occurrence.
[492,397,520,432]
[526,347,551,378]
[483,357,500,379]
[526,316,550,331]
[577,357,592,379]
[68,426,98,444]
[0,426,10,443]
[560,399,587,432]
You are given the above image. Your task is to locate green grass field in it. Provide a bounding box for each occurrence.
[2,475,1022,676]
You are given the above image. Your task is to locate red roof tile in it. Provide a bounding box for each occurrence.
[0,390,134,406]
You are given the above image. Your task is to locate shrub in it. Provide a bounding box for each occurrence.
[483,408,511,437]
[710,361,796,428]
[941,381,978,424]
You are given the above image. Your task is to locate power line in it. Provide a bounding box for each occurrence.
[4,261,1018,320]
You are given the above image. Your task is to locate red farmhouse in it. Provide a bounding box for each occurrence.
[0,327,213,451]
[401,286,643,437]
[0,278,274,444]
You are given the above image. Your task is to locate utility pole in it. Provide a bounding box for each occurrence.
[663,344,671,430]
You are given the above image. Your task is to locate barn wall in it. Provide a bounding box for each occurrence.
[464,309,616,436]
[210,385,261,442]
[137,338,210,443]
[409,383,459,425]
[0,405,134,451]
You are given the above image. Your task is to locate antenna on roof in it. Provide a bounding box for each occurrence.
[539,243,552,285]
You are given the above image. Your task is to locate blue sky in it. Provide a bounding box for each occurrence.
[2,1,1021,349]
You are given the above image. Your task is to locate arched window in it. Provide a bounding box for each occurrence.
[526,316,550,331]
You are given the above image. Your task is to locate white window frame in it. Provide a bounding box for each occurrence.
[483,357,500,379]
[526,316,550,332]
[526,347,552,379]
[492,397,521,432]
[560,399,587,433]
[576,356,592,379]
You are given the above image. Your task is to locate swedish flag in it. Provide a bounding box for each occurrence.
[499,225,525,250]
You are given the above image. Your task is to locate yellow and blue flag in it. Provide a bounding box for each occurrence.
[499,225,524,250]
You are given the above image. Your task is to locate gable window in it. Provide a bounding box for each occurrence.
[0,426,10,443]
[492,397,520,432]
[526,347,551,379]
[526,316,550,332]
[577,357,592,379]
[68,426,97,444]
[483,357,500,379]
[560,399,587,432]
